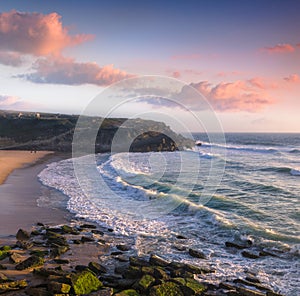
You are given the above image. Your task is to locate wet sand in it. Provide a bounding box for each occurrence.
[0,152,71,238]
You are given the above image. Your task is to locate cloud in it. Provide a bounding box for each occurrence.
[188,80,274,112]
[0,51,23,66]
[284,74,300,83]
[261,43,295,54]
[172,71,181,78]
[0,10,93,56]
[17,55,133,86]
[0,94,31,110]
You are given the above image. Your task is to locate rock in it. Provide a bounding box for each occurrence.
[108,278,136,289]
[266,291,284,296]
[15,255,44,270]
[47,235,68,247]
[123,266,143,279]
[225,241,250,249]
[16,229,30,241]
[111,251,123,256]
[150,281,184,296]
[15,240,33,249]
[108,228,114,232]
[153,267,169,280]
[0,272,8,282]
[245,275,261,283]
[173,244,186,251]
[188,248,207,259]
[237,286,265,296]
[92,229,105,235]
[36,222,45,227]
[89,261,107,274]
[70,270,103,295]
[233,279,271,292]
[176,235,187,240]
[0,246,11,252]
[48,281,71,293]
[241,251,259,259]
[31,230,41,236]
[72,239,82,244]
[0,251,8,261]
[61,225,79,235]
[149,254,170,267]
[117,244,131,251]
[114,289,140,296]
[29,249,49,257]
[50,245,69,258]
[135,274,156,291]
[89,287,114,295]
[9,252,23,263]
[33,267,68,277]
[185,278,206,294]
[80,223,97,229]
[75,265,88,272]
[81,236,95,243]
[129,256,151,267]
[53,258,69,264]
[0,264,6,270]
[0,279,27,293]
[116,255,129,262]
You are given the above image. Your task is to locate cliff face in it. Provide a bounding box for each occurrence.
[0,111,194,152]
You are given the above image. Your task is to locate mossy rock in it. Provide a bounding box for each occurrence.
[137,274,156,291]
[15,255,44,270]
[115,289,140,296]
[70,270,103,295]
[48,281,71,293]
[150,282,184,296]
[170,278,186,286]
[185,278,206,294]
[0,250,9,261]
[0,279,27,293]
[0,246,11,252]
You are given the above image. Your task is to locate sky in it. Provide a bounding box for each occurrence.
[0,0,299,132]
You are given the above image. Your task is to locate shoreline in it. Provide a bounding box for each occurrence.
[0,152,72,239]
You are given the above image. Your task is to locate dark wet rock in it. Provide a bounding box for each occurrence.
[123,266,143,279]
[150,281,184,296]
[70,270,103,295]
[80,223,97,229]
[116,255,130,262]
[92,229,105,235]
[117,244,131,251]
[236,286,265,296]
[129,256,151,267]
[108,278,136,289]
[81,235,95,243]
[259,249,278,257]
[185,278,207,294]
[176,235,187,240]
[36,222,45,227]
[89,261,107,275]
[153,267,169,280]
[15,240,33,249]
[29,249,49,257]
[30,230,41,236]
[53,259,70,264]
[75,264,89,272]
[111,251,123,256]
[245,275,261,283]
[16,229,31,241]
[149,254,170,267]
[135,274,156,291]
[100,273,123,284]
[89,287,114,295]
[173,244,187,251]
[108,228,114,232]
[72,239,82,244]
[266,291,285,296]
[9,252,23,263]
[47,234,68,247]
[225,241,250,249]
[0,250,9,261]
[188,248,207,259]
[50,245,69,258]
[0,279,27,293]
[33,267,68,277]
[241,251,259,259]
[15,255,44,270]
[0,272,8,282]
[114,289,140,296]
[0,264,6,270]
[233,278,271,292]
[61,224,80,235]
[48,281,71,294]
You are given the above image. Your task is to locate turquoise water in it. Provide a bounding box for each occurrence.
[39,133,300,295]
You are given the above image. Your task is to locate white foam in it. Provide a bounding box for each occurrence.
[290,168,300,176]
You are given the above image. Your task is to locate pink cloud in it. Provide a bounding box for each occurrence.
[0,94,32,110]
[261,43,295,54]
[189,79,274,112]
[0,10,93,56]
[284,74,300,83]
[172,71,181,78]
[18,55,133,86]
[0,51,23,66]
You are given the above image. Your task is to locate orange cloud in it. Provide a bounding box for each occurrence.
[0,10,93,56]
[18,55,132,86]
[189,79,274,112]
[0,51,23,66]
[284,74,300,83]
[261,43,295,54]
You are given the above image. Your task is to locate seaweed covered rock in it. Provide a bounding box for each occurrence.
[70,270,103,295]
[150,281,184,296]
[0,279,27,293]
[15,255,44,270]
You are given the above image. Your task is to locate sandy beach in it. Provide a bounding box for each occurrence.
[0,151,53,185]
[0,151,70,238]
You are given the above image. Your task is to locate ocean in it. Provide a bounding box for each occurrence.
[38,133,300,295]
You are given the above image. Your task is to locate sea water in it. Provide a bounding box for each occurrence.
[38,133,300,295]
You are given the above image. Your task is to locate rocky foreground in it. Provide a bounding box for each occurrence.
[0,221,284,296]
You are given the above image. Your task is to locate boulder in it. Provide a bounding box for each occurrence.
[15,255,44,270]
[70,270,103,295]
[241,251,259,259]
[188,248,207,259]
[9,252,23,264]
[114,289,140,296]
[149,254,170,267]
[150,282,184,296]
[48,281,71,293]
[88,261,107,275]
[135,274,156,291]
[16,229,30,241]
[0,279,27,293]
[117,244,131,251]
